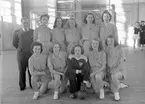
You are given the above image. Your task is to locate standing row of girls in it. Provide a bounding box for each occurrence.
[29,10,127,101]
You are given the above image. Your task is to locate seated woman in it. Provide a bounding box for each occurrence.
[105,35,128,101]
[67,45,90,99]
[88,39,106,99]
[47,43,67,100]
[29,42,51,100]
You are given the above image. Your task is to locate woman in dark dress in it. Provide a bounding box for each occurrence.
[67,45,91,99]
[139,21,145,50]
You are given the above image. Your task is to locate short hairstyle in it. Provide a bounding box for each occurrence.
[30,41,43,53]
[21,17,28,22]
[101,10,112,22]
[71,44,84,54]
[105,35,119,47]
[67,18,78,28]
[53,17,63,28]
[40,14,49,21]
[90,39,103,52]
[49,42,61,53]
[141,21,145,23]
[135,21,140,26]
[84,12,95,24]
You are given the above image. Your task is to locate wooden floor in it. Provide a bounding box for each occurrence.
[0,47,145,104]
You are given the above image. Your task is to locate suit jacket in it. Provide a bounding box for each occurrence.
[13,29,33,53]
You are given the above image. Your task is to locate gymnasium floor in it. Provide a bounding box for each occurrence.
[0,47,145,104]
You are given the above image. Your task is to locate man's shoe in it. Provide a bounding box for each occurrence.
[20,87,26,91]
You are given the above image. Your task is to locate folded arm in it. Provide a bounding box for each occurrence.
[47,57,64,76]
[29,58,45,76]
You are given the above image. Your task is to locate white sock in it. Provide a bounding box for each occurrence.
[114,92,120,101]
[53,91,59,100]
[33,92,39,100]
[99,89,104,99]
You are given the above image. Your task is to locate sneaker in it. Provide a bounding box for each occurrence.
[70,93,77,99]
[119,83,129,89]
[33,92,39,100]
[114,92,120,101]
[53,91,59,100]
[99,89,104,99]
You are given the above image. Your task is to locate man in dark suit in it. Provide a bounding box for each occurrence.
[13,17,33,91]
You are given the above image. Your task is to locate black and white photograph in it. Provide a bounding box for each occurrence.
[0,0,145,104]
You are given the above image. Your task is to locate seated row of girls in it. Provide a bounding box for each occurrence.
[29,42,67,100]
[89,35,127,101]
[68,35,127,101]
[29,35,127,101]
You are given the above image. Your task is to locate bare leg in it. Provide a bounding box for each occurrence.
[53,74,61,100]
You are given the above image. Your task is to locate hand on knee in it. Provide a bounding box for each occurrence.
[83,80,91,88]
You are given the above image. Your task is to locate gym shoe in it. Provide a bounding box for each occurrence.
[114,92,120,101]
[33,92,39,100]
[70,93,77,99]
[53,91,59,100]
[119,83,129,89]
[99,89,104,99]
